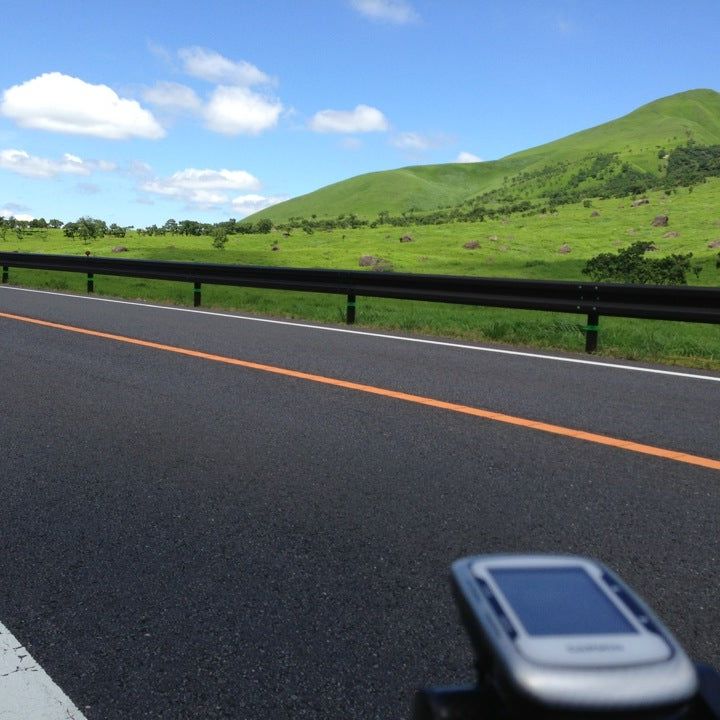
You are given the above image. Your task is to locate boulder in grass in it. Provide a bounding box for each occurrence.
[558,244,572,254]
[591,210,600,217]
[708,239,720,249]
[112,245,128,253]
[663,231,680,238]
[359,255,379,267]
[463,240,480,250]
[374,259,395,272]
[652,215,669,227]
[632,198,650,207]
[399,234,413,243]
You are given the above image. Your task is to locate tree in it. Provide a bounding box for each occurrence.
[254,218,272,234]
[178,219,202,236]
[162,218,178,235]
[77,217,96,244]
[211,226,228,249]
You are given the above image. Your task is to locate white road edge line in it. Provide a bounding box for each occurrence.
[0,621,87,719]
[2,284,719,383]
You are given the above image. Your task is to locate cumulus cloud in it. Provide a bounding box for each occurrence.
[148,168,261,192]
[179,47,272,86]
[309,104,388,133]
[142,82,201,112]
[456,151,483,163]
[231,194,287,216]
[350,0,419,23]
[204,86,283,135]
[141,167,262,208]
[1,72,164,140]
[1,207,33,221]
[0,148,115,178]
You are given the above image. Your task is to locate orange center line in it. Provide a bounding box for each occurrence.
[2,310,719,472]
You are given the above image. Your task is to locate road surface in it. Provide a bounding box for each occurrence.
[1,285,719,719]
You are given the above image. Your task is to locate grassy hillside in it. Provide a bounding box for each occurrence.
[5,178,720,369]
[251,89,720,223]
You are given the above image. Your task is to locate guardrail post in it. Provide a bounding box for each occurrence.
[346,294,356,324]
[193,282,202,307]
[1,265,8,284]
[585,311,599,353]
[87,273,94,293]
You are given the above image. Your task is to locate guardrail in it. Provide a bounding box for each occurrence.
[2,251,719,353]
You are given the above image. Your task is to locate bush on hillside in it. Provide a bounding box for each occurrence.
[597,164,655,198]
[665,144,720,187]
[582,241,695,285]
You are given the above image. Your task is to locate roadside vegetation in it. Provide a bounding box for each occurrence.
[3,178,720,370]
[3,90,719,368]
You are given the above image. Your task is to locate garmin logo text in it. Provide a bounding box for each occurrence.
[566,643,624,653]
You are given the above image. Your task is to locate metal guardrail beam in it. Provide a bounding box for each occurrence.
[1,252,719,352]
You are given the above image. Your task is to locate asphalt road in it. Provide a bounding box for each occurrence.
[1,285,719,719]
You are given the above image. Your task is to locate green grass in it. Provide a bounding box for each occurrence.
[250,89,720,222]
[3,180,720,370]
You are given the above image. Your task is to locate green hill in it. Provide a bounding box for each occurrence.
[251,89,720,223]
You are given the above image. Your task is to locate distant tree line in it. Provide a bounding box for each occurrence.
[63,217,128,242]
[137,217,272,236]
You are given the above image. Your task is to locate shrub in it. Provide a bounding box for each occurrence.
[582,241,694,285]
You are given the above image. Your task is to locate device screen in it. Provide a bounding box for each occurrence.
[489,567,637,636]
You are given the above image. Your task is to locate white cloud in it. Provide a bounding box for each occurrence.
[143,82,201,112]
[204,86,283,135]
[350,0,419,23]
[0,148,115,178]
[149,168,261,192]
[1,72,164,140]
[1,208,33,221]
[231,194,287,216]
[141,167,262,209]
[309,104,388,133]
[128,160,153,177]
[392,132,432,151]
[456,151,483,163]
[179,47,272,86]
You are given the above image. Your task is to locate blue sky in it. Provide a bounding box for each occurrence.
[1,0,718,226]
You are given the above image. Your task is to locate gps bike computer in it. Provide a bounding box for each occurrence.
[451,554,698,714]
